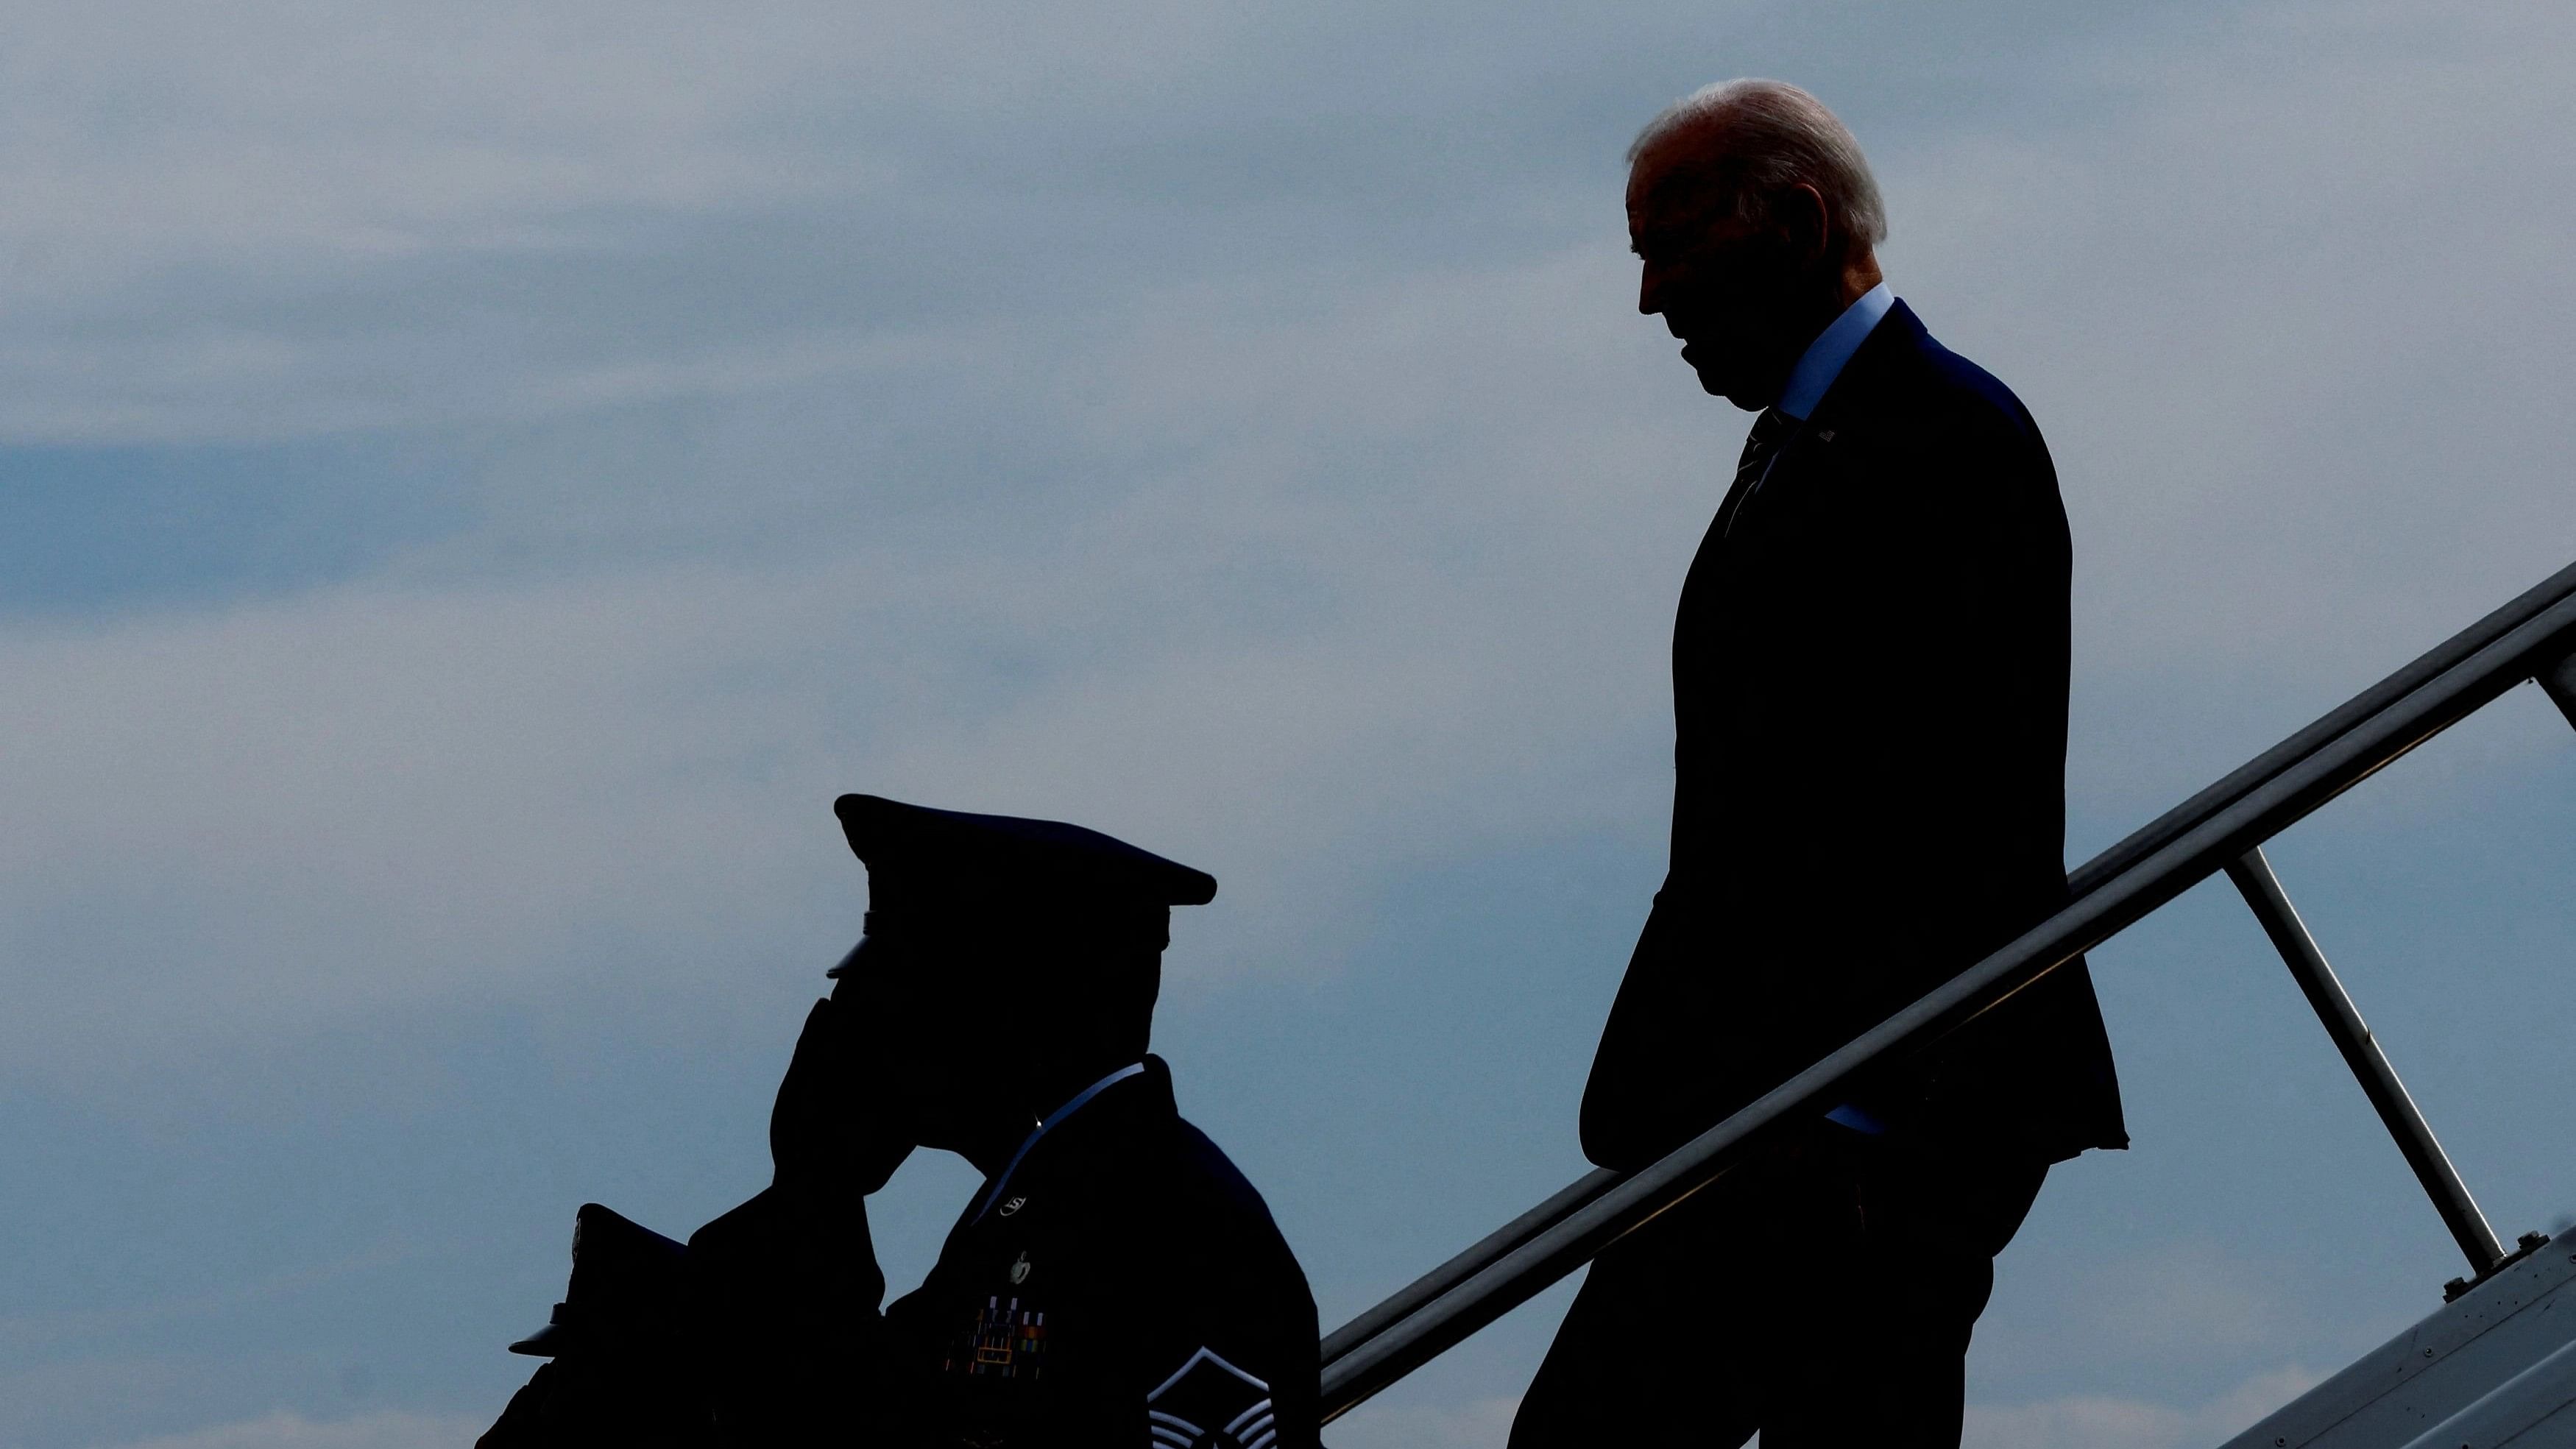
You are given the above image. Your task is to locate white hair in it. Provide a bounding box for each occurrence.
[1627,78,1888,251]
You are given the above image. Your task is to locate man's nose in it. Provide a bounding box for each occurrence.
[1638,264,1662,316]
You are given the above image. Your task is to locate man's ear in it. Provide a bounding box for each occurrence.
[1780,182,1833,269]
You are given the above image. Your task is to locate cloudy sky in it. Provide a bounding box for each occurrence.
[5,1,2575,1446]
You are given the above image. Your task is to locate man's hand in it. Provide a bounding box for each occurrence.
[768,997,914,1204]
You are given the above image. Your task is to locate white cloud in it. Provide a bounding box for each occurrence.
[9,1,2576,1441]
[0,0,1282,441]
[1964,1367,2324,1449]
[1874,2,2576,807]
[0,1,1259,264]
[11,0,2576,1091]
[0,247,1702,1081]
[2067,1242,2299,1358]
[1312,1369,2326,1449]
[1327,1395,1521,1449]
[76,1410,483,1449]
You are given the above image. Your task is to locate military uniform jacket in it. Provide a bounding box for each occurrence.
[885,1057,1320,1449]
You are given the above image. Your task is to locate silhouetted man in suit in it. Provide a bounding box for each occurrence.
[1510,79,2126,1448]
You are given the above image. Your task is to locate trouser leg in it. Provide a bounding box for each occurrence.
[1512,1132,2047,1449]
[1761,1136,2047,1449]
[1510,1141,1845,1449]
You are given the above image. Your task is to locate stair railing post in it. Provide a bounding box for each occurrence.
[2540,648,2576,731]
[2223,846,2506,1277]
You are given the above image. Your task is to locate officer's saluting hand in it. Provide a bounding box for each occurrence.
[685,986,914,1446]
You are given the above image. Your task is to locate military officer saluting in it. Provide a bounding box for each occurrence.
[828,792,1318,1448]
[483,793,1319,1449]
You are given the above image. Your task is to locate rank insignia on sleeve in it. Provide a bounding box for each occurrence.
[944,1295,1048,1380]
[1145,1346,1275,1449]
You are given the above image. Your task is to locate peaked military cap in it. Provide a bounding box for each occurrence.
[832,794,1217,936]
[508,1202,687,1358]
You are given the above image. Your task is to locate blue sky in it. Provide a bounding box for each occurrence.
[4,3,2574,1447]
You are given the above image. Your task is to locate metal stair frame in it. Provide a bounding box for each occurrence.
[2217,1239,2576,1449]
[1316,557,2576,1423]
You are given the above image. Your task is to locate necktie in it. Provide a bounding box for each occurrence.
[1719,407,1796,539]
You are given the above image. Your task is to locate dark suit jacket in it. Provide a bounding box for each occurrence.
[1579,301,2128,1172]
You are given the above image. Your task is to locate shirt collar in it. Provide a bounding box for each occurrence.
[971,1061,1147,1222]
[1776,280,1894,421]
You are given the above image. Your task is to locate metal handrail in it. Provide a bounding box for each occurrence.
[2069,556,2576,896]
[1317,558,2576,1422]
[1316,1166,1620,1365]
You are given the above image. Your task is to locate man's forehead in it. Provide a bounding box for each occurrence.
[1628,116,1747,210]
[1629,175,1738,241]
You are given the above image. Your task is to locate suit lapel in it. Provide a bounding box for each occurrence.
[1720,301,1928,545]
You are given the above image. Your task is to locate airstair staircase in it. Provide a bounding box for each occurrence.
[2221,1243,2576,1449]
[1314,558,2576,1448]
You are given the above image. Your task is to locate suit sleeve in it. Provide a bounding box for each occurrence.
[1864,407,2073,968]
[1580,878,1722,1169]
[1808,403,2098,1141]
